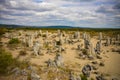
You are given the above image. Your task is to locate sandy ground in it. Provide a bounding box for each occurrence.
[0,30,120,80]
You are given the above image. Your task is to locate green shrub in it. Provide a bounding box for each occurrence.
[0,28,7,36]
[19,50,27,56]
[8,38,20,44]
[42,34,46,37]
[0,49,14,74]
[56,41,61,45]
[82,49,88,55]
[91,78,94,80]
[0,49,29,75]
[80,74,88,80]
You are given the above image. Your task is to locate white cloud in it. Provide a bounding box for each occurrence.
[0,0,119,27]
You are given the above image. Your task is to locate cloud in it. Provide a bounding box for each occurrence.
[0,0,57,12]
[113,3,120,9]
[113,2,120,13]
[0,0,6,4]
[96,6,114,14]
[62,0,95,2]
[0,0,120,28]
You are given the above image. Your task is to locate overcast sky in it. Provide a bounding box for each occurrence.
[0,0,120,28]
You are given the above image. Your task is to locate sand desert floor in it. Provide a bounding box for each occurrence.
[0,29,120,80]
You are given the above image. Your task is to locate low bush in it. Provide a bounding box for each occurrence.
[56,41,61,45]
[80,74,88,80]
[19,50,27,56]
[0,49,29,75]
[8,38,20,44]
[42,34,46,37]
[0,49,14,74]
[0,28,7,36]
[82,49,88,55]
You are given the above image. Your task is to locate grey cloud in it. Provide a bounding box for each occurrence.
[114,4,120,9]
[0,0,57,12]
[0,0,6,4]
[96,6,114,14]
[114,15,120,24]
[0,7,35,18]
[0,0,119,27]
[0,17,15,21]
[56,0,95,2]
[96,2,120,16]
[113,3,120,10]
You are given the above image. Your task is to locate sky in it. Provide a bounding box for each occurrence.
[0,0,120,28]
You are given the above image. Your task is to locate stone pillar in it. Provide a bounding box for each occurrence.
[22,36,26,44]
[99,32,102,41]
[96,41,102,54]
[83,32,86,40]
[39,30,42,36]
[84,39,89,49]
[64,37,68,44]
[57,30,61,37]
[87,34,91,42]
[46,31,48,38]
[89,42,95,56]
[53,40,56,47]
[116,34,120,41]
[58,46,62,53]
[74,31,80,39]
[34,31,38,38]
[33,41,40,56]
[55,53,64,67]
[28,35,33,47]
[59,33,63,45]
[77,31,80,39]
[106,37,110,46]
[62,31,66,37]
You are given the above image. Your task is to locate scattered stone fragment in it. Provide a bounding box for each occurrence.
[96,75,105,80]
[76,76,81,80]
[46,59,56,68]
[77,45,81,50]
[88,55,94,60]
[69,72,75,80]
[92,65,98,70]
[99,62,105,66]
[112,78,119,80]
[31,72,41,80]
[91,61,97,65]
[96,55,102,59]
[21,69,28,76]
[82,64,92,77]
